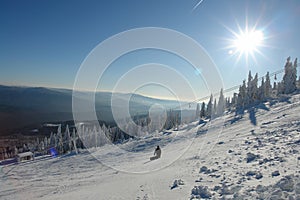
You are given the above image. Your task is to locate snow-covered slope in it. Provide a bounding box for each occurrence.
[1,94,300,200]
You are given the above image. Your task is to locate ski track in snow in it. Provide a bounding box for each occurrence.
[0,94,300,199]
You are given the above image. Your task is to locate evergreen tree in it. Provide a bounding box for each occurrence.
[213,98,217,117]
[259,77,265,100]
[273,81,277,91]
[200,102,206,118]
[231,92,238,107]
[64,124,71,152]
[56,125,63,154]
[40,140,44,152]
[247,71,253,89]
[246,71,253,105]
[206,94,213,118]
[98,125,107,146]
[49,132,55,147]
[277,81,284,95]
[14,146,18,157]
[265,72,272,98]
[293,58,298,86]
[44,137,48,154]
[217,88,225,116]
[35,137,40,152]
[137,119,143,137]
[283,57,297,94]
[273,74,277,94]
[225,97,231,108]
[92,125,98,147]
[71,128,77,152]
[237,80,246,108]
[251,73,258,102]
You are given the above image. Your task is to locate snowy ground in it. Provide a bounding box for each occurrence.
[1,94,300,199]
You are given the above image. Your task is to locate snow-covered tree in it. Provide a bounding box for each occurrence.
[64,125,72,152]
[273,81,277,91]
[237,80,246,108]
[246,71,253,105]
[167,114,178,128]
[265,72,272,98]
[136,120,144,137]
[44,136,48,150]
[213,98,217,117]
[217,88,225,116]
[294,58,298,86]
[200,102,206,118]
[283,57,297,94]
[250,73,259,103]
[71,128,78,153]
[49,132,53,147]
[231,92,238,108]
[206,94,213,118]
[40,140,45,152]
[35,137,40,151]
[259,77,266,101]
[225,97,231,108]
[3,148,8,159]
[56,125,64,154]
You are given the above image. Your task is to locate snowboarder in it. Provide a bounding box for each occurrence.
[150,146,161,161]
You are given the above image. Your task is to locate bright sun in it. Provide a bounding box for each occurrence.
[233,30,264,54]
[226,25,265,64]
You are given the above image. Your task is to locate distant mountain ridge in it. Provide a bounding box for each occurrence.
[0,85,181,135]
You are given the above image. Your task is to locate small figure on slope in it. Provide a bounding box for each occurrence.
[150,145,161,161]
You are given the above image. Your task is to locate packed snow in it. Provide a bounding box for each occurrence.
[1,94,300,199]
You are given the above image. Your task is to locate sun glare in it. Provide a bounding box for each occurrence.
[233,30,264,54]
[225,23,266,65]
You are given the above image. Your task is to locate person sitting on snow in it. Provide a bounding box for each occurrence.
[150,145,161,160]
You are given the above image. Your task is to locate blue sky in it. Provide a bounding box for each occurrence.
[1,0,299,100]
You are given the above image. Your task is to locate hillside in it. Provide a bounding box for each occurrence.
[0,93,299,199]
[0,85,181,136]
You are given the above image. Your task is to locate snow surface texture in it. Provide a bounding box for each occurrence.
[1,94,300,199]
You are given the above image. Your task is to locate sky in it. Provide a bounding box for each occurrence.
[1,0,300,101]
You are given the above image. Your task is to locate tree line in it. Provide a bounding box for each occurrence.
[195,56,298,119]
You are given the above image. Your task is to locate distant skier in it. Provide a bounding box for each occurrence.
[150,146,161,161]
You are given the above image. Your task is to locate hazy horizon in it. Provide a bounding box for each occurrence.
[0,83,190,102]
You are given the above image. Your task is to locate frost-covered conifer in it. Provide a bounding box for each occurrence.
[206,94,213,118]
[213,98,217,117]
[283,57,297,94]
[200,102,206,118]
[259,77,265,100]
[217,88,225,116]
[265,72,271,98]
[237,80,246,108]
